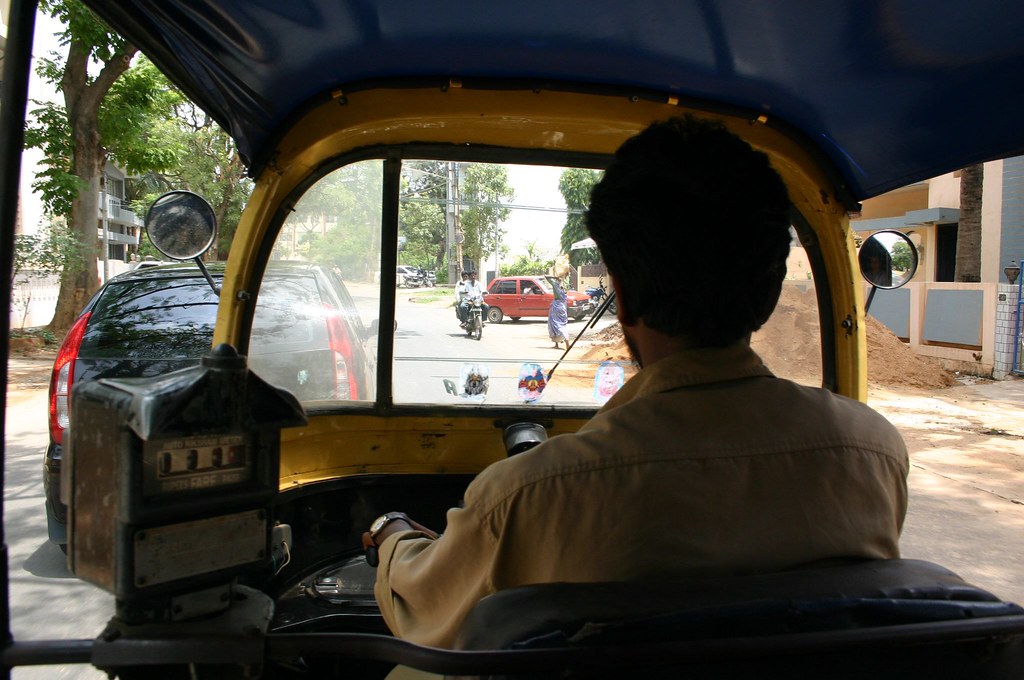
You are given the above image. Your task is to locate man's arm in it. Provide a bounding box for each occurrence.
[365,504,501,648]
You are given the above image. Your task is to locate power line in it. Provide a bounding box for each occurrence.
[401,196,584,215]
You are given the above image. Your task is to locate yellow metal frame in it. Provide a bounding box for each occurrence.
[212,85,867,484]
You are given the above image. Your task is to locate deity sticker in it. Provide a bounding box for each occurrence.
[458,363,489,402]
[593,361,625,404]
[517,363,547,402]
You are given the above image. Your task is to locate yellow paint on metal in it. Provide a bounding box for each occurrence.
[277,414,591,488]
[211,85,868,488]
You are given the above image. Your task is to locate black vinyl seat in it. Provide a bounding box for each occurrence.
[452,559,1024,679]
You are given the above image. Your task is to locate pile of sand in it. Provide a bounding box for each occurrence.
[577,284,955,390]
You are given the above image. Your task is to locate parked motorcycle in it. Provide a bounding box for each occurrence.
[585,278,617,315]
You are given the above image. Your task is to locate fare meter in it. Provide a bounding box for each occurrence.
[65,344,306,623]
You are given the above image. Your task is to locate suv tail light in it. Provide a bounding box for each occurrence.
[48,312,91,445]
[324,307,359,400]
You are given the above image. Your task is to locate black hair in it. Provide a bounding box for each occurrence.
[585,115,792,347]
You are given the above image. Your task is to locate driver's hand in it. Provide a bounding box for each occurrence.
[362,513,440,567]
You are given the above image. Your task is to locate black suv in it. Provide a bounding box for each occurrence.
[44,261,377,548]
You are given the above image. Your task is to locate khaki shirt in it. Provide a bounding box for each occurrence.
[375,344,909,648]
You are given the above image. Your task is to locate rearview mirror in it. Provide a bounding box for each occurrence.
[858,230,918,290]
[145,190,217,261]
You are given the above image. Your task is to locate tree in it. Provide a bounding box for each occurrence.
[501,241,554,276]
[11,216,83,287]
[134,97,253,260]
[558,168,601,267]
[399,161,449,272]
[460,164,514,269]
[399,162,513,276]
[955,163,983,282]
[294,161,384,281]
[25,1,177,332]
[890,240,914,274]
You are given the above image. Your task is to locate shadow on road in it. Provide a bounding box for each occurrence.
[22,540,76,580]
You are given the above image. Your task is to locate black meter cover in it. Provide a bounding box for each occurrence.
[65,344,306,622]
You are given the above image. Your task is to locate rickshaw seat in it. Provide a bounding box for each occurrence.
[453,559,1024,679]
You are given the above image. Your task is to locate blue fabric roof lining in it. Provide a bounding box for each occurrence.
[80,0,1024,202]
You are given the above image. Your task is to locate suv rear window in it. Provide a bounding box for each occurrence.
[80,278,219,359]
[80,274,328,360]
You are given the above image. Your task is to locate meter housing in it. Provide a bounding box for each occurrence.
[65,344,306,623]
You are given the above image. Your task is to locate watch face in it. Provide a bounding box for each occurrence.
[370,514,390,534]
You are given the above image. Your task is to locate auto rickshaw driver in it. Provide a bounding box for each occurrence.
[362,115,909,649]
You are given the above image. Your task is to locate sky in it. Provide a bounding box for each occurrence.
[19,10,65,235]
[501,164,570,259]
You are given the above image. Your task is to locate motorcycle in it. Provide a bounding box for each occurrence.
[464,296,484,340]
[403,269,425,287]
[585,278,617,315]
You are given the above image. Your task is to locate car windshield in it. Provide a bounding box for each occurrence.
[270,157,824,409]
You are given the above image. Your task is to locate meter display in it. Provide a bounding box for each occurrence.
[144,434,252,496]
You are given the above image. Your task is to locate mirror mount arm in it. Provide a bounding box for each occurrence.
[194,257,221,297]
[864,286,876,315]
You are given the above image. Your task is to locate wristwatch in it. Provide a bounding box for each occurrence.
[369,512,407,542]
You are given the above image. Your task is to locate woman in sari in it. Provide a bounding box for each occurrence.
[548,278,569,348]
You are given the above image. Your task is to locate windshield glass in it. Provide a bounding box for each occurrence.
[269,158,824,409]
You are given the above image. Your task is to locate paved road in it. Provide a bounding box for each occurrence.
[5,361,111,680]
[871,378,1024,605]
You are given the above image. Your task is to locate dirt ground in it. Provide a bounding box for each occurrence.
[576,283,958,391]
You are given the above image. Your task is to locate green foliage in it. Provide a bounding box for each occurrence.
[11,217,84,285]
[23,102,81,218]
[101,58,184,175]
[131,95,253,258]
[400,199,446,270]
[502,255,555,277]
[890,240,914,273]
[399,161,449,271]
[38,0,131,63]
[500,240,552,276]
[398,161,514,276]
[461,164,514,264]
[290,161,384,281]
[558,168,602,266]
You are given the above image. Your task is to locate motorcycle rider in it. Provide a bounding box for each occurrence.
[455,271,470,324]
[459,270,487,327]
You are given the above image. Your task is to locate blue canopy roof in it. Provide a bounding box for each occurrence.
[82,0,1024,202]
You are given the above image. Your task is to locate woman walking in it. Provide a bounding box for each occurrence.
[548,278,569,348]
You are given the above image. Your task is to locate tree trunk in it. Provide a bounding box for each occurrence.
[955,163,983,283]
[48,130,105,332]
[46,38,135,334]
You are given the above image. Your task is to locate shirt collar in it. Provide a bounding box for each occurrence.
[600,343,774,412]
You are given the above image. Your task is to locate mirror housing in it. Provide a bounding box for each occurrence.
[145,191,220,295]
[858,230,918,290]
[145,191,217,261]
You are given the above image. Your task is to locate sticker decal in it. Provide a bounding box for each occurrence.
[459,363,490,402]
[593,361,625,404]
[517,363,547,402]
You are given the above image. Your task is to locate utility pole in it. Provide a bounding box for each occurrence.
[446,161,464,279]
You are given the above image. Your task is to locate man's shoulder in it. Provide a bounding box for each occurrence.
[465,433,601,506]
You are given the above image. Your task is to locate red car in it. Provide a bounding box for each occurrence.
[484,276,594,323]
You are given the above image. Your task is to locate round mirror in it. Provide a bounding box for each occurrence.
[858,230,918,290]
[145,191,217,260]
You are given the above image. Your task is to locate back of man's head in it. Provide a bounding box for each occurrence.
[586,115,791,347]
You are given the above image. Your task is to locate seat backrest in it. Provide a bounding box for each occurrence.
[452,559,1024,680]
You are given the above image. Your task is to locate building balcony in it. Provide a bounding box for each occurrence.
[99,194,144,227]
